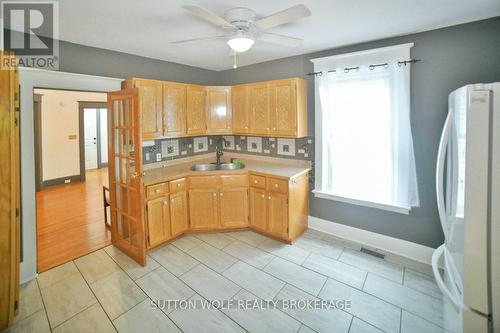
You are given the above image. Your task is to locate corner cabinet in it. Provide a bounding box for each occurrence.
[123,76,307,139]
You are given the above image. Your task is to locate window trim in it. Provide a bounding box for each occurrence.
[312,190,411,215]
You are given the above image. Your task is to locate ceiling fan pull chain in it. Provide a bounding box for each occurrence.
[233,51,238,69]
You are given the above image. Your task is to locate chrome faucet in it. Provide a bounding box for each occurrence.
[215,137,227,165]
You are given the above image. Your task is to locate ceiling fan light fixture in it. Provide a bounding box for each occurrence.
[227,31,254,53]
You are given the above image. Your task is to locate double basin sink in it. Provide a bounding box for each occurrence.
[190,163,244,172]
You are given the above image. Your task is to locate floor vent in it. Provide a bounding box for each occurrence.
[360,247,385,259]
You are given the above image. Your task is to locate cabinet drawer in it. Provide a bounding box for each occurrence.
[267,177,288,193]
[221,175,248,188]
[147,182,169,199]
[189,176,219,189]
[250,174,266,189]
[169,178,187,192]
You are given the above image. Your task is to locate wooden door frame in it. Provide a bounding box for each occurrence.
[78,101,108,181]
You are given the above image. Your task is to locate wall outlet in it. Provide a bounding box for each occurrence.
[64,179,71,184]
[156,153,162,162]
[145,152,150,161]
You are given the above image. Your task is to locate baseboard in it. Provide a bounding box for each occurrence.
[42,174,82,188]
[308,216,435,265]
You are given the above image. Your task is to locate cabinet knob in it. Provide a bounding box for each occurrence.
[254,180,258,184]
[274,184,278,188]
[245,126,248,129]
[261,194,265,198]
[213,192,217,197]
[220,193,224,196]
[266,127,270,131]
[268,196,272,200]
[177,183,181,187]
[171,198,174,203]
[163,201,168,205]
[155,189,160,193]
[272,128,276,131]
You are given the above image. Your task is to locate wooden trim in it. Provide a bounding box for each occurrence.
[41,174,82,188]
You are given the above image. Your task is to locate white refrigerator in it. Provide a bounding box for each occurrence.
[433,83,500,333]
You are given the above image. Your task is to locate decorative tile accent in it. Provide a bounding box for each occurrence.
[246,137,262,153]
[193,137,208,153]
[222,136,235,150]
[277,138,296,156]
[161,139,179,158]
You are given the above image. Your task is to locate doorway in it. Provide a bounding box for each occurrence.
[33,89,112,272]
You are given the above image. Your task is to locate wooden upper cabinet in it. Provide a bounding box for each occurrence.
[206,87,231,134]
[146,196,171,248]
[249,83,271,135]
[231,85,249,133]
[219,188,248,228]
[186,85,206,135]
[126,79,163,140]
[270,79,297,136]
[163,83,186,137]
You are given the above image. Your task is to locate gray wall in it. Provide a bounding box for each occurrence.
[46,39,221,85]
[220,17,500,248]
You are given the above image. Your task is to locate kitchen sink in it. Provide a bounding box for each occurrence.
[190,163,244,171]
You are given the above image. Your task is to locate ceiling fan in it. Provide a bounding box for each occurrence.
[170,4,311,54]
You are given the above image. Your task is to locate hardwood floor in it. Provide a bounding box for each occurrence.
[36,168,111,272]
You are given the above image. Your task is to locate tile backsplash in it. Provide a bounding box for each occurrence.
[142,135,314,165]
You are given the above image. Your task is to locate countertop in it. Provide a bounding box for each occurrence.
[142,154,311,186]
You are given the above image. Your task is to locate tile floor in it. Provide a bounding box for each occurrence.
[6,230,444,333]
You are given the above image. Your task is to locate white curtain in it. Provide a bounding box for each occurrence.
[315,54,419,210]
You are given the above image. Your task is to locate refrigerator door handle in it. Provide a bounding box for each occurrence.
[432,244,467,310]
[436,110,453,239]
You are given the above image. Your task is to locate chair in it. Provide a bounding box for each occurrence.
[103,186,111,228]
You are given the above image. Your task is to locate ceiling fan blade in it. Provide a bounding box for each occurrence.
[258,32,303,47]
[170,35,226,44]
[254,4,311,30]
[182,5,236,29]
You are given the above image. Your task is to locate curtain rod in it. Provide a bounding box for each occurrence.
[307,58,421,76]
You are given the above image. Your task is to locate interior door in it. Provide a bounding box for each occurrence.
[108,88,146,266]
[84,108,98,169]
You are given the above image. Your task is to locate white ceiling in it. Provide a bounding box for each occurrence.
[59,0,500,71]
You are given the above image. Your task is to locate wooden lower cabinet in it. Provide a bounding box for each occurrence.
[267,192,289,238]
[146,196,171,248]
[170,191,188,236]
[144,172,308,249]
[189,189,219,230]
[249,188,267,231]
[219,188,248,228]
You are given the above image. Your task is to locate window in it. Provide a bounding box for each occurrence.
[312,44,419,214]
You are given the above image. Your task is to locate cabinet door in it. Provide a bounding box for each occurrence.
[249,188,267,231]
[170,191,188,236]
[267,192,288,238]
[206,87,231,134]
[135,79,162,139]
[146,196,171,248]
[189,189,219,230]
[249,83,271,135]
[186,85,206,135]
[163,83,186,136]
[270,79,297,136]
[231,85,249,133]
[219,188,248,228]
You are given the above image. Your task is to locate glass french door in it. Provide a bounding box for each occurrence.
[107,88,146,266]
